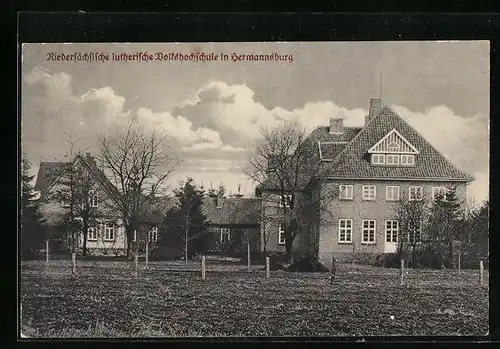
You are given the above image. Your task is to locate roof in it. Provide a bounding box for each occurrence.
[320,106,474,182]
[258,126,362,191]
[76,154,122,201]
[34,162,70,193]
[35,154,122,202]
[141,196,176,224]
[203,197,261,226]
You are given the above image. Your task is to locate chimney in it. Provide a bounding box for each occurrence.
[86,152,97,167]
[366,98,382,124]
[329,111,345,135]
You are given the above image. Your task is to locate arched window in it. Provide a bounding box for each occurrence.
[387,142,400,152]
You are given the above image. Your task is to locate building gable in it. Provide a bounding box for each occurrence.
[40,154,121,207]
[367,128,420,154]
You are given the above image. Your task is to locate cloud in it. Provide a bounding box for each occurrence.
[22,66,131,160]
[22,68,489,202]
[172,81,367,148]
[392,105,489,203]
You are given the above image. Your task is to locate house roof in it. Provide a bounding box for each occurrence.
[203,197,261,226]
[258,126,363,191]
[76,154,122,201]
[320,106,474,182]
[141,196,176,225]
[34,162,70,193]
[35,154,122,202]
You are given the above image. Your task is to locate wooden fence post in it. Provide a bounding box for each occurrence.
[247,242,251,272]
[201,255,206,280]
[71,252,76,275]
[266,256,270,279]
[458,248,461,275]
[45,240,49,263]
[351,244,355,267]
[400,258,405,286]
[479,260,484,286]
[330,255,336,284]
[134,253,138,277]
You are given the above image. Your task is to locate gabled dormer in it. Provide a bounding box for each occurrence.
[367,128,420,167]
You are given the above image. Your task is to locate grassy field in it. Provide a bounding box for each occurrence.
[20,259,489,338]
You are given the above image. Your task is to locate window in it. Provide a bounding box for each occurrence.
[278,224,285,245]
[432,187,447,201]
[409,186,423,201]
[60,199,71,208]
[362,220,376,244]
[386,186,400,201]
[279,194,293,208]
[89,190,98,207]
[220,228,231,243]
[408,221,422,244]
[87,227,97,241]
[338,219,353,243]
[339,185,353,200]
[104,223,115,241]
[371,154,386,165]
[400,154,415,166]
[387,142,401,152]
[149,227,158,242]
[385,220,398,243]
[362,185,376,201]
[386,154,400,165]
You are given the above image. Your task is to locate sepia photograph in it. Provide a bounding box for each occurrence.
[20,41,489,338]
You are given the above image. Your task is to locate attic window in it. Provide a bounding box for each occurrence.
[371,154,386,165]
[386,154,400,165]
[387,142,400,152]
[401,154,415,166]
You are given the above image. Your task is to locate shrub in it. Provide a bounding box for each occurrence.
[238,251,266,264]
[286,256,329,273]
[149,246,183,261]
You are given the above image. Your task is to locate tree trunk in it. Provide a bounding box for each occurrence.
[283,206,293,263]
[126,233,132,259]
[184,227,189,262]
[411,243,416,268]
[82,222,88,256]
[448,239,453,269]
[71,229,76,254]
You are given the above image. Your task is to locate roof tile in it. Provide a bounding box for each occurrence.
[322,107,474,181]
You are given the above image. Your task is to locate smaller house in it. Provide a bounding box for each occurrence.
[35,153,127,255]
[203,196,262,256]
[133,196,176,252]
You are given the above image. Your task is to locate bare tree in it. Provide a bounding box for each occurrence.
[393,198,429,267]
[246,121,337,262]
[97,118,182,258]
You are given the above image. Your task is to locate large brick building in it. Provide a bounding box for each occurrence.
[258,98,474,266]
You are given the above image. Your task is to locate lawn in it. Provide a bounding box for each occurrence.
[20,259,489,338]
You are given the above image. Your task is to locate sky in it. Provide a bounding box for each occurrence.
[21,41,490,204]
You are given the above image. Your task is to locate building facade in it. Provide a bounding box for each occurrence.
[203,196,261,256]
[258,98,474,266]
[35,153,162,256]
